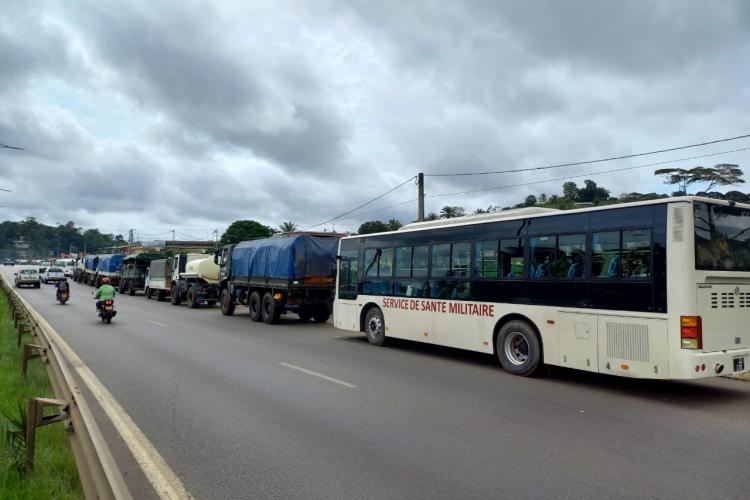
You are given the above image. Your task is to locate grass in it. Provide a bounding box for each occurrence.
[0,291,83,499]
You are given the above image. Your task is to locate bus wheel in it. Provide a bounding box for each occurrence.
[364,307,386,346]
[261,292,280,324]
[221,288,234,316]
[496,320,541,376]
[249,291,262,322]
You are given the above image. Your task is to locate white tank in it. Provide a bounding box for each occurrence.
[184,257,220,283]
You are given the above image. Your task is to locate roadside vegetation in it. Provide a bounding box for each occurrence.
[0,292,83,499]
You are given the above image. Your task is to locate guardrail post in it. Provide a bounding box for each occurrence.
[22,344,47,376]
[26,397,70,470]
[17,318,29,347]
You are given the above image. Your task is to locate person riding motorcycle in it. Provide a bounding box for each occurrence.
[94,277,117,312]
[55,278,70,302]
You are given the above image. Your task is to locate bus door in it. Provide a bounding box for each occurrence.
[335,247,360,330]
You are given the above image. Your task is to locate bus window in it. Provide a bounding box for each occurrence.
[431,244,450,277]
[556,234,586,278]
[379,248,394,276]
[395,247,412,277]
[475,240,499,278]
[451,243,471,277]
[530,236,555,278]
[500,238,524,278]
[622,230,650,278]
[412,246,429,277]
[592,231,619,278]
[365,249,379,277]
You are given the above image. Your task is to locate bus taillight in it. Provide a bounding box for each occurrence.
[680,316,702,349]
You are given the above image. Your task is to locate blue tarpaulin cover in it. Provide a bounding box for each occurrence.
[84,255,99,271]
[231,236,338,280]
[96,254,124,273]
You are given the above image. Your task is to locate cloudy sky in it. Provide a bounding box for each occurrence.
[1,0,749,239]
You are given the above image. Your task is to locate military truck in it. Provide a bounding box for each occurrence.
[216,235,338,324]
[118,253,162,295]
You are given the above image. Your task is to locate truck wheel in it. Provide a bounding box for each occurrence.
[186,287,198,308]
[145,287,151,299]
[298,309,312,322]
[156,289,166,302]
[313,308,330,323]
[170,284,181,305]
[220,289,235,316]
[118,280,126,293]
[248,291,262,322]
[364,307,386,346]
[128,282,136,296]
[495,320,542,377]
[261,292,280,324]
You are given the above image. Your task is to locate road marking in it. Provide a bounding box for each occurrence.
[279,362,358,388]
[146,319,167,328]
[30,306,192,499]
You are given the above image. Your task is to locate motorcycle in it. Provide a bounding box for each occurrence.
[97,299,116,324]
[57,290,69,305]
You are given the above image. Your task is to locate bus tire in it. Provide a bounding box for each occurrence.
[261,292,280,324]
[249,291,262,322]
[220,288,234,316]
[364,307,386,346]
[496,320,541,376]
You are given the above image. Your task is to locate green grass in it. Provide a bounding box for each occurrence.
[0,292,83,499]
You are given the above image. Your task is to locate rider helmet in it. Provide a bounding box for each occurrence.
[100,277,110,284]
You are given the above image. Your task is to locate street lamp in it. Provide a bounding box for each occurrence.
[55,222,61,257]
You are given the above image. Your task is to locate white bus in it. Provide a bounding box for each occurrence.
[333,196,750,380]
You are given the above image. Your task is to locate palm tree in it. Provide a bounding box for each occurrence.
[439,205,465,219]
[278,221,298,233]
[424,212,439,221]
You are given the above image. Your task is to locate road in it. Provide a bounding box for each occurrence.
[4,267,750,499]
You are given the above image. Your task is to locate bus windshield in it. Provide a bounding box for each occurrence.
[694,201,750,271]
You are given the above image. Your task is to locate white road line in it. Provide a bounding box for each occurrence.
[146,319,167,328]
[279,362,358,389]
[31,308,192,499]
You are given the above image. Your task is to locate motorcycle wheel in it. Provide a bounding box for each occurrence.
[106,316,112,324]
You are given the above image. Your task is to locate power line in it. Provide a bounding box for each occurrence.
[299,175,417,230]
[426,146,750,199]
[426,133,750,177]
[0,141,23,150]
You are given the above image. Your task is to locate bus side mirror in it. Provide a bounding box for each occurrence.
[213,253,219,264]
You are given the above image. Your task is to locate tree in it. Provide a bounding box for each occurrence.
[524,195,537,207]
[357,220,390,234]
[538,193,548,204]
[562,182,579,201]
[724,191,748,203]
[578,179,610,203]
[654,163,744,195]
[439,205,465,219]
[386,219,402,231]
[278,221,298,233]
[424,212,439,221]
[220,220,274,245]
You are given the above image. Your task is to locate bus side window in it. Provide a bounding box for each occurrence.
[622,230,651,278]
[500,238,524,278]
[592,231,619,278]
[474,240,499,278]
[451,243,471,277]
[530,236,555,278]
[556,234,586,279]
[412,246,429,277]
[431,244,450,277]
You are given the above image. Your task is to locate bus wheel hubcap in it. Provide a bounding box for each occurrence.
[367,316,382,337]
[504,332,529,366]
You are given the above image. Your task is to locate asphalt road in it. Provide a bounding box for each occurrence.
[5,268,750,499]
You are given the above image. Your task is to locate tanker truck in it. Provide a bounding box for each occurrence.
[144,253,219,308]
[216,235,338,324]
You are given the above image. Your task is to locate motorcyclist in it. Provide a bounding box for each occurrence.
[94,277,116,312]
[55,278,70,302]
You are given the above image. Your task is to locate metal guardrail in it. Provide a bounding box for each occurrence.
[0,273,132,500]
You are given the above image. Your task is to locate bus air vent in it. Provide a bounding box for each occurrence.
[672,206,684,242]
[606,322,649,362]
[709,292,747,309]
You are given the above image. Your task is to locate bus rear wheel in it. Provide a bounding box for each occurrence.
[364,307,386,346]
[496,320,541,376]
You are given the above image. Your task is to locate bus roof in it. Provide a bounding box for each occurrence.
[343,195,750,240]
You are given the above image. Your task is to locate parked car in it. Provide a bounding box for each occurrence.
[3,259,14,266]
[43,266,66,283]
[15,266,41,288]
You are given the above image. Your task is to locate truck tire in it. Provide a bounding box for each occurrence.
[364,307,386,346]
[145,287,152,299]
[118,280,127,293]
[186,287,198,308]
[249,291,262,322]
[170,284,181,305]
[261,292,280,324]
[298,309,312,322]
[156,289,166,302]
[220,289,235,316]
[313,309,330,323]
[496,320,542,377]
[128,282,136,296]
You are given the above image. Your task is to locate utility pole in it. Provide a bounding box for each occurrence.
[417,172,425,222]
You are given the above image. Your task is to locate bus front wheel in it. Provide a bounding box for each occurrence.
[364,307,386,346]
[496,320,541,376]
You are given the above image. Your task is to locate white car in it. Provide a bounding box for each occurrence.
[15,266,41,288]
[43,266,66,283]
